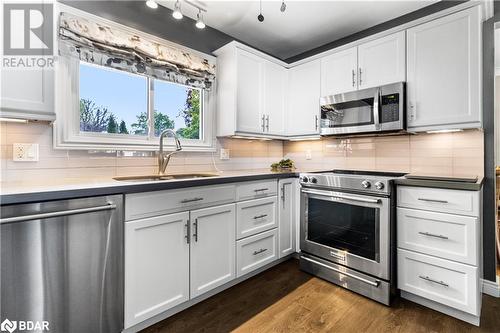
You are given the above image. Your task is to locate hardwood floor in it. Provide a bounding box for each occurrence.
[142,259,500,333]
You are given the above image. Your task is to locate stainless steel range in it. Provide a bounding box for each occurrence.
[299,170,406,305]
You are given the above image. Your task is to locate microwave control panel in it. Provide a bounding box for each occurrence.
[380,94,400,123]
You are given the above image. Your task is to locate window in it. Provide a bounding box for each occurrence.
[79,62,202,140]
[54,57,213,151]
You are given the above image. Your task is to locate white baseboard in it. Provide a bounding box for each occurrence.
[482,278,500,297]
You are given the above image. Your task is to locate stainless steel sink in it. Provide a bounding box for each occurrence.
[113,173,219,182]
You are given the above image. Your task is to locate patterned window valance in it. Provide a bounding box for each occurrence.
[58,12,215,90]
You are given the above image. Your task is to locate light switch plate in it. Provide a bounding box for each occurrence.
[220,148,230,160]
[13,143,39,162]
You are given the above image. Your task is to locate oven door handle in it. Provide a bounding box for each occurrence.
[301,189,381,204]
[301,256,380,287]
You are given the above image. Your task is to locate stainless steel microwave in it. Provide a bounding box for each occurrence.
[320,82,405,136]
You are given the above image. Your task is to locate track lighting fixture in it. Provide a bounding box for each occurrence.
[195,9,205,29]
[145,0,158,9]
[172,0,183,20]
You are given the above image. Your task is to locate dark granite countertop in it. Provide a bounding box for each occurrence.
[394,176,484,191]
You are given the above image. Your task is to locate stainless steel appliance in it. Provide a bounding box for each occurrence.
[0,195,124,333]
[299,170,405,305]
[320,82,405,136]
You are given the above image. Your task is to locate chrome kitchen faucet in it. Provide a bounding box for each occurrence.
[158,129,182,175]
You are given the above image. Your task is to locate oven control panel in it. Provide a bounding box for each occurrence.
[299,173,395,195]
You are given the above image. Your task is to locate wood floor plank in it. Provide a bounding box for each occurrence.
[141,259,500,333]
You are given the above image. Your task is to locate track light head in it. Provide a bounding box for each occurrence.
[195,10,205,29]
[172,0,183,19]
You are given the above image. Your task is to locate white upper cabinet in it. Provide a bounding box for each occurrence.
[320,47,358,96]
[263,61,286,135]
[406,6,481,131]
[190,204,236,298]
[320,31,405,96]
[215,43,285,137]
[357,31,406,90]
[287,60,321,136]
[0,68,55,121]
[236,50,264,134]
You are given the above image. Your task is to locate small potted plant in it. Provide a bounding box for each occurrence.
[270,159,295,172]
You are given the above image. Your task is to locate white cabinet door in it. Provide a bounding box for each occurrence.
[263,60,286,135]
[357,31,406,89]
[287,60,321,136]
[124,212,190,328]
[278,178,296,257]
[190,204,236,298]
[320,47,358,96]
[406,6,481,131]
[0,67,55,120]
[236,49,264,134]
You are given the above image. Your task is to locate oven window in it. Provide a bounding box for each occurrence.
[320,98,374,128]
[307,198,378,261]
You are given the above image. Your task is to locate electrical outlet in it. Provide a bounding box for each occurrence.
[13,143,39,162]
[220,148,230,160]
[305,149,312,160]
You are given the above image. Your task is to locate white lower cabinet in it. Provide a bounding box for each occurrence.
[278,178,296,258]
[397,185,482,325]
[236,197,277,239]
[190,204,236,298]
[124,212,190,328]
[398,249,480,316]
[236,229,278,277]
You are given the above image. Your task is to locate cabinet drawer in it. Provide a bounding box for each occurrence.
[236,229,278,277]
[397,186,479,217]
[236,197,277,239]
[397,208,479,265]
[397,249,480,315]
[236,180,277,201]
[125,185,236,221]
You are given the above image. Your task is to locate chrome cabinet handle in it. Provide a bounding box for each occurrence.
[0,203,116,224]
[418,198,448,204]
[352,69,356,87]
[185,220,190,244]
[261,115,266,132]
[254,188,269,193]
[418,231,449,240]
[419,275,449,287]
[358,67,362,86]
[265,115,269,132]
[315,115,319,131]
[301,256,380,287]
[253,248,267,255]
[253,214,268,219]
[409,102,416,121]
[193,218,198,242]
[281,184,286,208]
[180,197,204,204]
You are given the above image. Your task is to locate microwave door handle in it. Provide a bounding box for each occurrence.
[373,88,381,130]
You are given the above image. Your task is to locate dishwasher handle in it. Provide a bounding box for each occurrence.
[0,203,117,224]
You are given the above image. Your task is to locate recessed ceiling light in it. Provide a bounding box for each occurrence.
[145,0,158,9]
[172,0,183,19]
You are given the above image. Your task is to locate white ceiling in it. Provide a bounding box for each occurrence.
[159,0,437,60]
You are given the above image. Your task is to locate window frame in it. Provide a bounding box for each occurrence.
[54,57,215,151]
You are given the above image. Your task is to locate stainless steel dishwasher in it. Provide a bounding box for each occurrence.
[0,195,124,333]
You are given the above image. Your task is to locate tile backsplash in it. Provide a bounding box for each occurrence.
[0,122,484,183]
[284,130,484,177]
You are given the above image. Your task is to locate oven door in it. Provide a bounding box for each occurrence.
[300,187,390,280]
